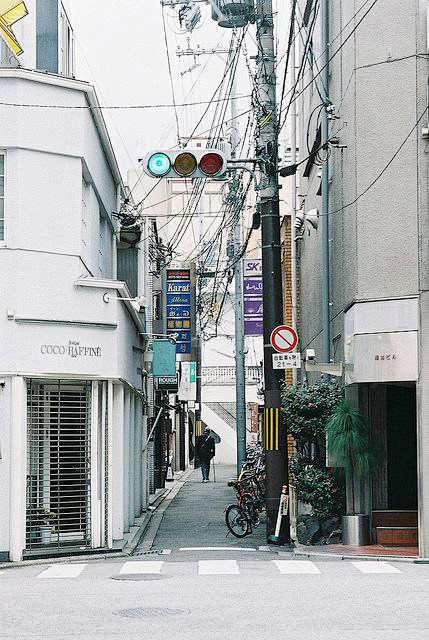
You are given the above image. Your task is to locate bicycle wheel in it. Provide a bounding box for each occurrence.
[225,504,250,538]
[241,496,260,528]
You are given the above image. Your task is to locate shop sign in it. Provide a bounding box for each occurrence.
[178,361,197,401]
[243,259,263,336]
[156,376,179,391]
[153,340,176,377]
[40,340,102,358]
[165,265,195,356]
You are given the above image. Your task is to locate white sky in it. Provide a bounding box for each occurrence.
[67,0,289,178]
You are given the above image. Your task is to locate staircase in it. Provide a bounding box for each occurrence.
[372,510,418,547]
[205,402,237,430]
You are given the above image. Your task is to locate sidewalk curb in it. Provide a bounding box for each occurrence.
[134,466,195,554]
[0,467,194,572]
[293,547,422,564]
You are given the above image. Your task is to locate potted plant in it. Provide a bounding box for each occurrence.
[36,507,57,545]
[326,399,374,545]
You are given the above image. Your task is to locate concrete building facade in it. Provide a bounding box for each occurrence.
[295,0,429,554]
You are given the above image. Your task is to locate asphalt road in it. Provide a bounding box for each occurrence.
[1,466,429,640]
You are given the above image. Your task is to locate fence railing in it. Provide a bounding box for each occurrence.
[202,366,262,386]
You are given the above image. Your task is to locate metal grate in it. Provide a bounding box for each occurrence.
[26,380,92,554]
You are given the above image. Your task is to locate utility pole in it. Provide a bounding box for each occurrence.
[255,0,291,544]
[230,55,247,474]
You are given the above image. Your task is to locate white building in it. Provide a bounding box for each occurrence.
[0,5,149,562]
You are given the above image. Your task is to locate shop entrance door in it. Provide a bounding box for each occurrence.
[26,380,92,555]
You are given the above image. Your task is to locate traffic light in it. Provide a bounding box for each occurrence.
[142,149,228,180]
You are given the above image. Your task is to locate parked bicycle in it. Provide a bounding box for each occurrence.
[225,446,266,538]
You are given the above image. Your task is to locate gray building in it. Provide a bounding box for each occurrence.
[295,0,429,555]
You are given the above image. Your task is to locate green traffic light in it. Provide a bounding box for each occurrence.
[147,153,171,176]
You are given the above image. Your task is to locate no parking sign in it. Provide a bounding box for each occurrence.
[270,325,298,353]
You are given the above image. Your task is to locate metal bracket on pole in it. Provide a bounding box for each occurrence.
[304,361,343,377]
[160,0,227,22]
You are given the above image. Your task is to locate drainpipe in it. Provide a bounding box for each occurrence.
[321,0,331,365]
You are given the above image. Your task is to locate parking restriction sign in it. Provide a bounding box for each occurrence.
[270,325,298,353]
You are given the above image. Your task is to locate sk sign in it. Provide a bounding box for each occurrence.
[0,0,27,56]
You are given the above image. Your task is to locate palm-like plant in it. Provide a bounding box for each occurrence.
[326,399,373,515]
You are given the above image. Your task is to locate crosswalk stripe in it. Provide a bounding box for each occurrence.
[198,560,239,575]
[37,564,86,579]
[119,561,164,575]
[351,561,402,574]
[273,560,321,574]
[180,547,255,552]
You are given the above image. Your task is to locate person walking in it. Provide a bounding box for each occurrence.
[196,426,215,482]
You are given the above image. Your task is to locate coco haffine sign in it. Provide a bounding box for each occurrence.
[41,340,102,358]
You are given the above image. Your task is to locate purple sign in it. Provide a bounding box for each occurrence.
[244,278,263,295]
[243,259,263,336]
[244,298,263,316]
[245,318,263,335]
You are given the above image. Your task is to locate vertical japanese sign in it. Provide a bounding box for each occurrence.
[178,361,197,401]
[243,258,263,335]
[164,264,196,361]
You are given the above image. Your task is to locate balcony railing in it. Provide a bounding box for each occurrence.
[202,366,262,386]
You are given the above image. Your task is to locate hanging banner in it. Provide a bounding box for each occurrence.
[152,340,176,377]
[178,361,197,401]
[243,258,263,336]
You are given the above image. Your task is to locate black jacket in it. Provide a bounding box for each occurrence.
[196,433,215,462]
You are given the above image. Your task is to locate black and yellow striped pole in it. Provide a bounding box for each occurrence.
[264,407,280,452]
[257,0,291,546]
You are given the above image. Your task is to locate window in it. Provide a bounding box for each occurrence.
[60,5,75,77]
[0,154,4,241]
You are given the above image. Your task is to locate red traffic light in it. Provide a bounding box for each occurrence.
[199,152,224,176]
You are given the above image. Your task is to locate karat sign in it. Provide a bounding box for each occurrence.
[166,268,194,355]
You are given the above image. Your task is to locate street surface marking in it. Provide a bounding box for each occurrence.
[37,564,86,579]
[273,560,321,574]
[120,561,164,574]
[180,547,255,552]
[198,560,240,575]
[351,561,402,574]
[159,549,172,555]
[258,546,271,552]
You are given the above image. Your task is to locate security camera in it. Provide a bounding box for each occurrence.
[306,208,319,230]
[0,379,5,388]
[130,295,147,313]
[306,349,316,361]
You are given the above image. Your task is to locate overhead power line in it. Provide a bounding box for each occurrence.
[161,5,181,144]
[0,95,251,110]
[322,106,429,218]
